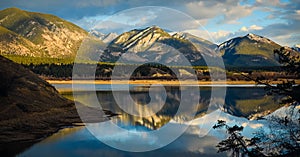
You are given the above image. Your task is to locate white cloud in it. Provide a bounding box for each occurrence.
[249,25,263,30]
[75,0,122,7]
[52,0,299,47]
[210,30,233,40]
[184,29,215,42]
[269,33,300,46]
[240,25,263,32]
[185,0,254,24]
[92,20,133,34]
[254,0,284,7]
[223,5,253,24]
[292,10,300,20]
[184,29,232,44]
[184,0,298,46]
[78,6,202,33]
[240,26,248,32]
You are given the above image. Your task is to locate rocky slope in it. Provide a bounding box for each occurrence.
[0,54,79,145]
[172,32,218,57]
[100,26,210,65]
[218,33,281,66]
[0,7,88,58]
[0,55,109,146]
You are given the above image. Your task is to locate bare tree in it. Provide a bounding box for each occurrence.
[213,120,264,157]
[214,47,300,156]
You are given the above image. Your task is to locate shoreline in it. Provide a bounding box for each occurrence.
[47,79,300,85]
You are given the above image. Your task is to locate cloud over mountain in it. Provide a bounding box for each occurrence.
[0,0,299,46]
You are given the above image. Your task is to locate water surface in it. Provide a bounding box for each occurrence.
[18,84,281,157]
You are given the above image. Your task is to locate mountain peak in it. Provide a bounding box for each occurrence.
[245,33,273,44]
[246,33,262,39]
[2,7,23,12]
[171,32,192,38]
[292,44,300,52]
[109,26,171,52]
[149,25,160,29]
[143,25,167,34]
[218,33,281,66]
[103,26,205,65]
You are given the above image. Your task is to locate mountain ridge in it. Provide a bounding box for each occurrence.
[0,7,297,67]
[100,26,208,65]
[0,7,89,58]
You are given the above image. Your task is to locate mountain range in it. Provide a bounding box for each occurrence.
[0,7,298,67]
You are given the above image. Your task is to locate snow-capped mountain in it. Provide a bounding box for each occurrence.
[100,26,210,65]
[90,30,118,44]
[172,32,218,57]
[98,29,289,67]
[218,33,281,66]
[1,7,296,68]
[292,44,300,52]
[101,32,118,43]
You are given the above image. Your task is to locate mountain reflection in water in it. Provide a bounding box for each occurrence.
[17,85,282,157]
[67,86,280,131]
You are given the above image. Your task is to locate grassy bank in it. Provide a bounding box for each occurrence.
[47,79,300,85]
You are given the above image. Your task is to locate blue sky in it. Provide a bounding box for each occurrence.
[0,0,299,46]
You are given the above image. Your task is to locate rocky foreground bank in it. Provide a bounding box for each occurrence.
[0,55,108,147]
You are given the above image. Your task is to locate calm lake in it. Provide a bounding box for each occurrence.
[18,84,282,157]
